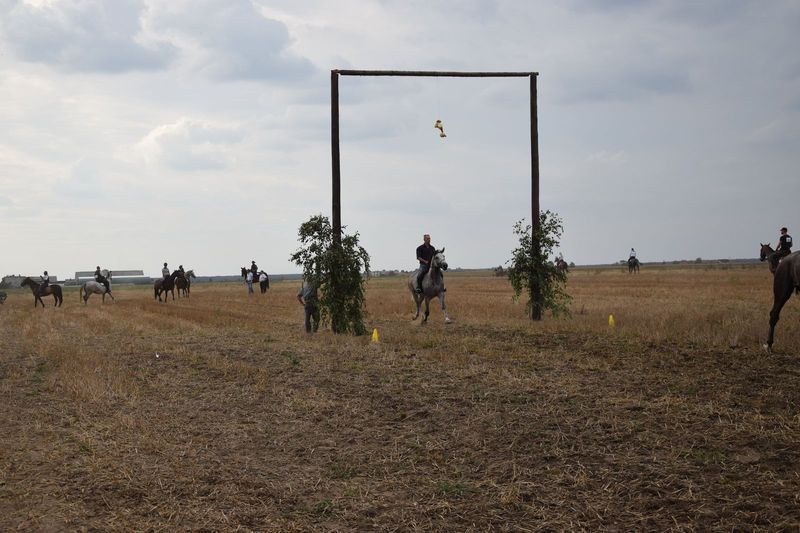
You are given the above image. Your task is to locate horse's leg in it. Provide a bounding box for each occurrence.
[766,281,793,353]
[410,288,421,320]
[438,293,451,323]
[422,296,430,324]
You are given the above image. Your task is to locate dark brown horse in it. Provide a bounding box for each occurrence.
[175,269,196,297]
[760,244,799,353]
[154,271,184,302]
[20,277,63,308]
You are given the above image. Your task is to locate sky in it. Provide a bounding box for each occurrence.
[1,0,798,279]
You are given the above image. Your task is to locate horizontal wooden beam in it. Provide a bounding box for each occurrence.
[335,69,537,78]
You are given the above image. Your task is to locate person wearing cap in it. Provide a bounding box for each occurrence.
[250,260,258,277]
[776,227,793,259]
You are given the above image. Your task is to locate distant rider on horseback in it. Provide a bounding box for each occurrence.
[162,262,170,280]
[628,248,637,267]
[776,227,792,260]
[38,270,50,297]
[94,266,110,293]
[415,234,435,294]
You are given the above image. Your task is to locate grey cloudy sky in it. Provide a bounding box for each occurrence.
[1,0,798,279]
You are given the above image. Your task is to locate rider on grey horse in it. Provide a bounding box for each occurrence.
[415,234,435,293]
[94,266,110,293]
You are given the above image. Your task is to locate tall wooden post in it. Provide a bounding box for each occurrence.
[331,70,342,245]
[530,74,542,320]
[330,69,541,316]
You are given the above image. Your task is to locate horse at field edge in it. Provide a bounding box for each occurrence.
[408,248,451,324]
[21,277,63,308]
[760,243,800,353]
[628,257,640,274]
[175,269,196,297]
[80,269,115,304]
[154,270,184,302]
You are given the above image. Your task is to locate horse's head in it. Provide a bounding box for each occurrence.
[102,269,111,279]
[432,248,448,271]
[20,277,32,287]
[241,267,247,277]
[760,243,773,262]
[187,270,196,278]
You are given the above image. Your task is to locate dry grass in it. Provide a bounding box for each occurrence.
[1,265,799,531]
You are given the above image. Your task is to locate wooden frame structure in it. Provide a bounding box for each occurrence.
[330,69,543,318]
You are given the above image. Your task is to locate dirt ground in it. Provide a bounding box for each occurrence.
[1,266,798,531]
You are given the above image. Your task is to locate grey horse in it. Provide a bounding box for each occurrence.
[80,269,115,304]
[408,248,452,324]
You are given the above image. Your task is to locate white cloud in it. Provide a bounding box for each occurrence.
[143,0,314,81]
[137,118,243,171]
[0,0,175,72]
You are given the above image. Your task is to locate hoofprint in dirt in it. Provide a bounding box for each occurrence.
[0,268,798,530]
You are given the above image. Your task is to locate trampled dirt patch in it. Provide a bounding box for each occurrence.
[1,269,799,530]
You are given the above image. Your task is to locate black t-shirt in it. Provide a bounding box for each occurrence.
[779,234,792,251]
[416,243,434,264]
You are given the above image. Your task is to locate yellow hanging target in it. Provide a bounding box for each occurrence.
[434,119,446,138]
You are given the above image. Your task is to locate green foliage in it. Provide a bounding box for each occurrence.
[290,214,371,335]
[507,210,571,319]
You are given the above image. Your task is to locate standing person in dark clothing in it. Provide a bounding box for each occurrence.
[259,271,269,294]
[415,234,435,293]
[297,279,319,333]
[94,266,110,293]
[776,227,793,259]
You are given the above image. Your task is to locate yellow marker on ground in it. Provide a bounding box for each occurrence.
[608,314,615,328]
[371,328,379,343]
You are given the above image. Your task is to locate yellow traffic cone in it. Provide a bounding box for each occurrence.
[371,328,379,343]
[608,314,615,328]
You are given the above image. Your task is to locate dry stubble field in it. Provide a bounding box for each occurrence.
[1,265,799,531]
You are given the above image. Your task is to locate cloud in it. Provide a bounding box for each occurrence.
[137,118,244,171]
[144,0,315,81]
[0,0,175,72]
